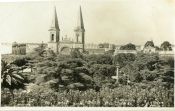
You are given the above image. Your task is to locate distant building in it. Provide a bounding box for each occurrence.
[12,42,26,55]
[12,42,47,55]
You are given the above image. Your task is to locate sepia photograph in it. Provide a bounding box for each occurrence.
[0,0,174,109]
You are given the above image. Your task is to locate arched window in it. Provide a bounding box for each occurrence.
[51,34,54,41]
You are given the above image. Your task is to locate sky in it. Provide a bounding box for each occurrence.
[0,0,175,46]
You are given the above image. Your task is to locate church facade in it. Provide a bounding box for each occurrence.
[47,6,85,54]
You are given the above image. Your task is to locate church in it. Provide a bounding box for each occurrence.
[12,6,111,55]
[47,6,85,54]
[12,6,87,55]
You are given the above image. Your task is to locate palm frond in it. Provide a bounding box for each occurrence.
[12,73,24,80]
[6,75,12,86]
[11,77,18,85]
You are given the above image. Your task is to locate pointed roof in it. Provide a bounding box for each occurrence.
[77,6,85,31]
[50,6,59,30]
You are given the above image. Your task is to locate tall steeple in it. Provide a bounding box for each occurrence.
[74,6,85,51]
[48,6,60,53]
[77,6,85,31]
[50,6,60,30]
[49,6,60,43]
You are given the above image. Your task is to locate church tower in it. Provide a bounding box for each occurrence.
[74,6,85,51]
[48,6,60,53]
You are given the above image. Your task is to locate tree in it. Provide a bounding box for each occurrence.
[1,60,26,101]
[12,57,28,67]
[35,57,95,91]
[96,54,113,65]
[158,57,174,88]
[57,59,95,90]
[85,54,113,65]
[160,41,172,51]
[144,41,154,48]
[167,57,174,68]
[113,53,136,67]
[154,46,160,51]
[118,75,127,85]
[133,52,159,71]
[162,71,174,84]
[121,64,143,83]
[70,48,83,59]
[140,70,158,81]
[89,64,116,86]
[120,43,136,50]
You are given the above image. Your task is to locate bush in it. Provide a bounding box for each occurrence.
[1,84,173,107]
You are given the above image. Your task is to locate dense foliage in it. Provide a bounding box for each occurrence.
[2,84,173,107]
[113,53,136,67]
[1,48,174,107]
[120,43,136,50]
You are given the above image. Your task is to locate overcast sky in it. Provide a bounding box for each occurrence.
[0,0,175,45]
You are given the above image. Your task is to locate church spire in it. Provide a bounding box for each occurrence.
[50,6,59,30]
[77,6,85,31]
[74,6,85,52]
[48,6,60,45]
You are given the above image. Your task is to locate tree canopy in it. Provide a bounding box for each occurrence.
[144,41,154,48]
[120,43,136,50]
[160,41,172,51]
[113,53,136,67]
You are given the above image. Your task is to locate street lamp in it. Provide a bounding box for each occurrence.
[116,63,120,83]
